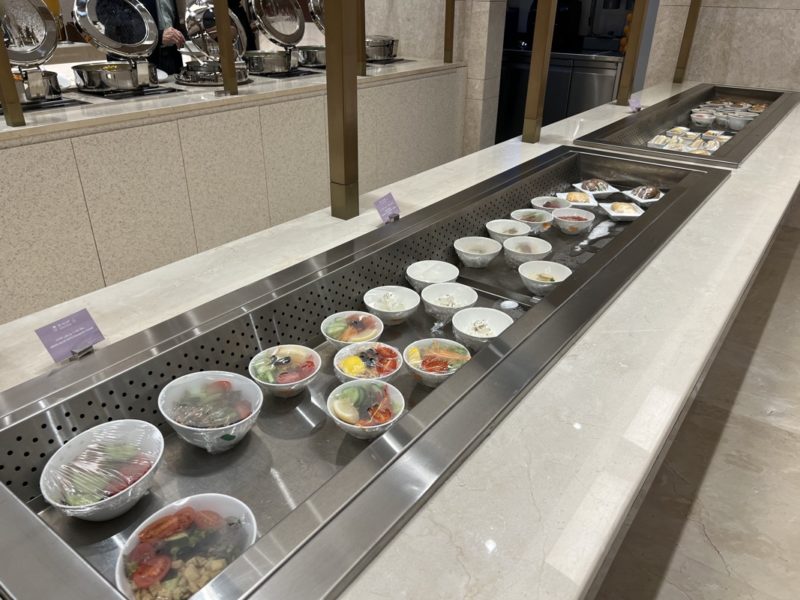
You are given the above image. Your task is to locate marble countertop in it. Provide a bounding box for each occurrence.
[0,58,460,145]
[1,80,797,599]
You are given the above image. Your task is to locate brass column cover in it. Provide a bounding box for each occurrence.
[444,0,455,63]
[212,0,238,95]
[521,0,557,143]
[0,43,25,127]
[674,0,702,83]
[356,0,366,76]
[326,0,360,219]
[615,0,649,105]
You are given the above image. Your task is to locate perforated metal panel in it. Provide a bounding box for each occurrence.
[0,153,596,502]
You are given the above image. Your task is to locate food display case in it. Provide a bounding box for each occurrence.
[0,146,729,599]
[574,84,798,168]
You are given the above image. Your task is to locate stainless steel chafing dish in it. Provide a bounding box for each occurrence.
[296,0,325,67]
[366,34,399,61]
[3,0,62,102]
[245,0,304,74]
[243,49,297,74]
[71,0,159,92]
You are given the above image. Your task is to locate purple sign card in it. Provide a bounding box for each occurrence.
[628,98,643,113]
[35,309,105,362]
[374,192,400,224]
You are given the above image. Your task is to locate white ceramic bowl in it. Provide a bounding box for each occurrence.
[690,112,716,127]
[510,208,554,235]
[727,111,757,131]
[405,260,460,292]
[420,282,479,321]
[530,196,570,212]
[403,338,471,387]
[503,236,553,268]
[321,311,384,349]
[40,420,164,522]
[451,307,514,350]
[327,380,405,439]
[158,371,263,454]
[453,236,502,268]
[485,219,531,243]
[363,285,420,325]
[333,342,403,383]
[114,493,258,599]
[519,260,573,295]
[248,345,322,398]
[552,207,595,235]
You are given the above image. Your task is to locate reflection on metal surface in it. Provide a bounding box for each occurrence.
[0,147,730,600]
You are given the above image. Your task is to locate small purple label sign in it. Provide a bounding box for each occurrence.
[35,309,105,362]
[374,192,400,224]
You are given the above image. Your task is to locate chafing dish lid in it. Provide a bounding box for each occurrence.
[308,0,323,33]
[73,0,158,58]
[185,0,247,60]
[2,0,59,67]
[248,0,304,47]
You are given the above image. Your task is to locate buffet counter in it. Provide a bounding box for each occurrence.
[1,80,798,599]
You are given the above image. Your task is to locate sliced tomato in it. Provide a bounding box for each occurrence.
[298,360,316,377]
[132,554,171,589]
[207,379,233,393]
[276,371,303,384]
[232,400,252,421]
[139,507,196,542]
[128,542,157,564]
[194,509,225,530]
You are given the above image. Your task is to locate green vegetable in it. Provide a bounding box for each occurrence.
[104,443,139,462]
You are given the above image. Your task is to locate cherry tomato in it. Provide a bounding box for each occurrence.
[132,554,171,589]
[139,507,196,542]
[232,400,252,420]
[128,542,157,564]
[193,509,225,530]
[207,379,233,393]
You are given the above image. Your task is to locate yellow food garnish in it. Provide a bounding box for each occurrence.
[340,355,366,376]
[407,347,421,365]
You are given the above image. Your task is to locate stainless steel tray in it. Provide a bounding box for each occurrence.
[0,147,729,599]
[574,84,799,168]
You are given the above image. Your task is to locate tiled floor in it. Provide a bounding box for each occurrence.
[596,202,800,600]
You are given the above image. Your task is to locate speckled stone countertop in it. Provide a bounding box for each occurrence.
[0,58,460,146]
[2,80,797,599]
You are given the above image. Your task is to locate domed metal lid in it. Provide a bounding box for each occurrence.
[73,0,158,59]
[185,1,248,60]
[248,0,304,47]
[2,0,60,67]
[308,0,323,33]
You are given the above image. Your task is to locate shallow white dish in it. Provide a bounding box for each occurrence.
[556,191,599,208]
[159,371,263,454]
[327,380,405,439]
[333,342,403,383]
[485,219,531,242]
[503,236,552,268]
[420,282,478,321]
[249,345,322,398]
[622,187,664,206]
[40,420,164,522]
[453,236,502,268]
[600,202,645,221]
[518,260,573,296]
[572,181,619,199]
[451,307,513,350]
[363,285,420,325]
[114,493,258,599]
[406,260,459,292]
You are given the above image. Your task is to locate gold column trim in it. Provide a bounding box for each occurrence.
[212,0,238,95]
[521,0,557,144]
[616,0,649,105]
[444,0,455,63]
[0,42,24,127]
[674,0,702,83]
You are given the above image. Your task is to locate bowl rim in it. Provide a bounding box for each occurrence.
[363,285,421,313]
[518,260,573,282]
[114,492,258,595]
[158,371,264,433]
[551,207,596,222]
[451,306,515,336]
[503,236,553,254]
[453,236,502,254]
[405,260,460,282]
[402,338,471,377]
[326,380,405,431]
[485,218,532,234]
[420,281,479,307]
[248,345,322,388]
[333,341,404,380]
[510,208,555,222]
[40,419,164,512]
[320,310,385,344]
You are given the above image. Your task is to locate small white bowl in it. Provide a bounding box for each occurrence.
[453,236,502,268]
[249,345,322,398]
[727,111,757,131]
[327,380,405,439]
[321,311,384,349]
[485,219,531,243]
[405,260,460,292]
[114,493,258,599]
[451,307,514,350]
[503,236,553,268]
[403,338,471,387]
[530,196,570,212]
[420,282,479,321]
[363,285,420,325]
[333,342,403,383]
[159,371,263,454]
[510,209,554,235]
[40,420,164,522]
[519,261,573,295]
[552,208,595,235]
[690,112,716,128]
